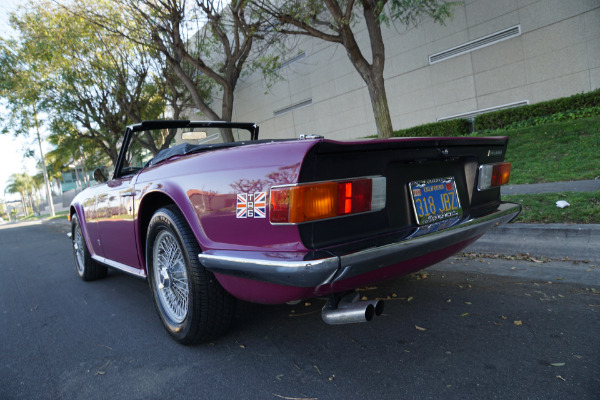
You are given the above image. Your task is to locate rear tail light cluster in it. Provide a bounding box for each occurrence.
[478,162,511,191]
[270,177,386,224]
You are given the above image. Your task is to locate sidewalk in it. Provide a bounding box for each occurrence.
[468,179,600,262]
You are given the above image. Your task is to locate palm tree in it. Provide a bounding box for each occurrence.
[6,172,35,216]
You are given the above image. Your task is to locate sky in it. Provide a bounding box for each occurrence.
[0,0,44,201]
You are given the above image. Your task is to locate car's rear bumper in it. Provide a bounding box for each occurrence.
[199,202,521,290]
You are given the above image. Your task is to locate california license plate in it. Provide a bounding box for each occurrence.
[409,177,462,225]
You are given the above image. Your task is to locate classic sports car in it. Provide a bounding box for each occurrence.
[70,120,520,344]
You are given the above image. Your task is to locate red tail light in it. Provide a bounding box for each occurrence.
[270,177,386,224]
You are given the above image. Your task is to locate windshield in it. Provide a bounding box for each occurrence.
[115,121,258,178]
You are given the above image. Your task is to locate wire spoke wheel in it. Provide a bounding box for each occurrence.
[71,213,107,281]
[147,206,235,344]
[73,224,85,274]
[153,230,189,324]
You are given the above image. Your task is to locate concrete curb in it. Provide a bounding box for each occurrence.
[466,223,600,263]
[46,217,70,225]
[501,179,600,195]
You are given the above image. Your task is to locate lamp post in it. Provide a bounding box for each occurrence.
[32,104,55,217]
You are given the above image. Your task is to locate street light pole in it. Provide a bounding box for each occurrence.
[33,104,55,217]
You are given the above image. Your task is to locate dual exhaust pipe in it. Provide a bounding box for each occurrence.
[321,292,385,325]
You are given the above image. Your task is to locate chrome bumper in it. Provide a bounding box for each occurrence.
[199,202,521,288]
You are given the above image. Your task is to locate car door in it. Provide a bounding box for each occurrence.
[96,174,140,269]
[94,127,147,272]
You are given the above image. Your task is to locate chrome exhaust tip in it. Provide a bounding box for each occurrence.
[371,299,385,317]
[322,301,375,325]
[321,293,385,325]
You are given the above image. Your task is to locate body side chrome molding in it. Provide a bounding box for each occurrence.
[91,255,147,278]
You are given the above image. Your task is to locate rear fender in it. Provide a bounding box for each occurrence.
[136,183,209,274]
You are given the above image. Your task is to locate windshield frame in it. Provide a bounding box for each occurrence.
[112,120,259,179]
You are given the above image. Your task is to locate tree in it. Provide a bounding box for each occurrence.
[6,173,34,216]
[96,0,275,142]
[0,0,171,173]
[0,14,57,216]
[34,0,166,162]
[251,0,458,138]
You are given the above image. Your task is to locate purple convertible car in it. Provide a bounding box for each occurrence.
[70,120,520,344]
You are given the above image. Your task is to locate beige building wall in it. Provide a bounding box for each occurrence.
[224,0,600,140]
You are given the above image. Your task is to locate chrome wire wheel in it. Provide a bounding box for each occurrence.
[73,223,85,275]
[71,214,107,281]
[147,206,234,344]
[152,230,189,324]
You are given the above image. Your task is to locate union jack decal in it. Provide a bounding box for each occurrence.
[236,193,248,218]
[236,191,267,219]
[253,191,266,218]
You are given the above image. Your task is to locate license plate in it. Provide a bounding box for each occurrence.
[409,177,462,225]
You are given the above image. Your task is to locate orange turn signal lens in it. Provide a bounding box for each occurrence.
[478,162,511,190]
[270,177,386,224]
[291,182,338,222]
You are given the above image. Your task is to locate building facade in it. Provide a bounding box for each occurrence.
[211,0,599,140]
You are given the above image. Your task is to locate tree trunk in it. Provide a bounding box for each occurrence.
[28,193,34,215]
[334,0,394,139]
[73,165,81,189]
[220,84,235,142]
[20,193,27,216]
[366,71,394,138]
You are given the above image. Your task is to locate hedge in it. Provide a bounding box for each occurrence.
[387,88,600,138]
[473,88,600,131]
[393,118,471,137]
[476,106,600,133]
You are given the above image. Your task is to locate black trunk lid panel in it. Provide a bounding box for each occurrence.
[298,138,508,250]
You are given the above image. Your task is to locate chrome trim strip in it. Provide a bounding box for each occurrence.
[92,255,146,278]
[199,252,340,288]
[200,203,521,288]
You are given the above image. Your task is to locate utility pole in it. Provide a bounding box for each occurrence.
[33,104,55,217]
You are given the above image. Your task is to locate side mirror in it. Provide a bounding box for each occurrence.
[93,167,108,183]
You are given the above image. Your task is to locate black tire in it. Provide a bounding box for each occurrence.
[71,213,108,281]
[146,206,235,344]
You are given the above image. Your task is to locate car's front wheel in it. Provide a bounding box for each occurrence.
[71,213,107,281]
[146,206,235,344]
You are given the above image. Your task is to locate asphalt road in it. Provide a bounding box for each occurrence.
[1,221,599,399]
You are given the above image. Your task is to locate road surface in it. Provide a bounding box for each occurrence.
[1,220,598,399]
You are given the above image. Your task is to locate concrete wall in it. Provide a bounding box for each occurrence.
[199,0,600,140]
